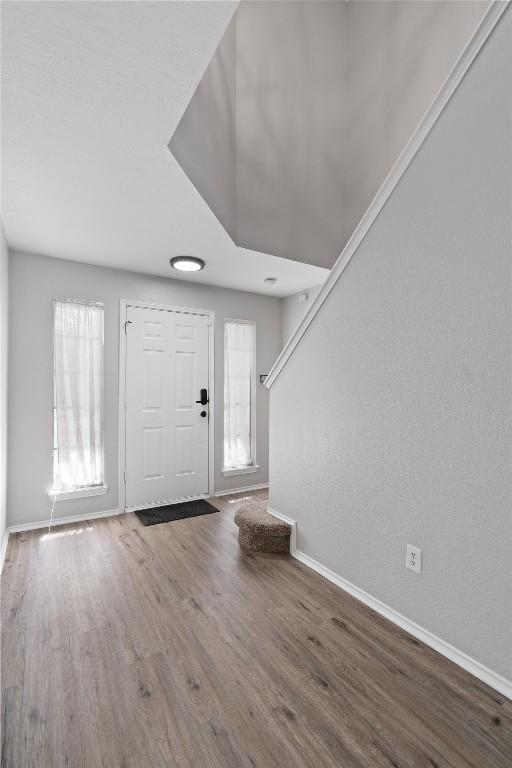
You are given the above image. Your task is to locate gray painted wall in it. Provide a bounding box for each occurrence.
[269,10,512,680]
[342,0,490,260]
[235,1,346,267]
[282,284,322,345]
[169,14,237,241]
[8,253,282,527]
[171,0,488,269]
[0,220,8,546]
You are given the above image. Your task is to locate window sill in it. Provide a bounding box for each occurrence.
[48,485,109,501]
[222,466,259,477]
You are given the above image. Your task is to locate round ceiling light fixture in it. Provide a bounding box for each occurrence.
[170,256,205,272]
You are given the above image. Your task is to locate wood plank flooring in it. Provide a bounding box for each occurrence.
[1,489,511,767]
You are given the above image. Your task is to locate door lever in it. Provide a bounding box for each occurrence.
[196,388,208,406]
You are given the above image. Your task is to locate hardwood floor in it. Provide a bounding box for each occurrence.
[1,489,511,767]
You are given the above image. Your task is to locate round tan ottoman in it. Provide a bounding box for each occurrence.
[234,502,290,553]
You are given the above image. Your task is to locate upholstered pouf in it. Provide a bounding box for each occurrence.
[234,502,290,553]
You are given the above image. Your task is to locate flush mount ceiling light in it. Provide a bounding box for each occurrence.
[170,256,205,272]
[264,277,277,285]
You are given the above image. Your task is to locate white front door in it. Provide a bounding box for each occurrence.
[124,305,210,509]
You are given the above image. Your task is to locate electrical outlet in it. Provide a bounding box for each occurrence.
[406,544,422,574]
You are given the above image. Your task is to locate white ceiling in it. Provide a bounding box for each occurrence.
[0,1,328,297]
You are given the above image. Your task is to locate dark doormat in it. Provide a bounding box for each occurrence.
[134,499,218,527]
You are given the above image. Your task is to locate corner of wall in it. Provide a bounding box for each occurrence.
[0,218,10,555]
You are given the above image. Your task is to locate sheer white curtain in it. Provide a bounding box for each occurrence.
[53,300,104,491]
[224,321,255,469]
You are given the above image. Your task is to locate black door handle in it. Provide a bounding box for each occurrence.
[196,388,208,406]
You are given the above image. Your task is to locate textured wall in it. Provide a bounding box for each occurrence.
[269,10,512,680]
[235,1,346,267]
[170,14,237,240]
[0,221,8,546]
[282,285,322,345]
[8,253,282,526]
[342,0,489,260]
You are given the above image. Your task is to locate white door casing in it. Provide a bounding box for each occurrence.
[123,303,212,510]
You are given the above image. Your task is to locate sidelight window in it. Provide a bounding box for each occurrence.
[51,299,106,497]
[223,319,257,475]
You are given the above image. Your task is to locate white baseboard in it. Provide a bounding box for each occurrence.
[5,489,269,534]
[5,489,268,533]
[267,508,511,700]
[0,530,10,575]
[6,499,508,699]
[267,506,297,553]
[7,507,122,534]
[295,548,512,700]
[214,483,269,498]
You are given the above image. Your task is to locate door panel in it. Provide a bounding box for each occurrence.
[142,427,164,479]
[176,425,195,475]
[125,305,210,509]
[175,351,195,410]
[143,349,164,409]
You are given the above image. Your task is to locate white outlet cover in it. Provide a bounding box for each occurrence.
[406,544,422,574]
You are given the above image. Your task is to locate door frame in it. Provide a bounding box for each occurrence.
[118,299,215,513]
